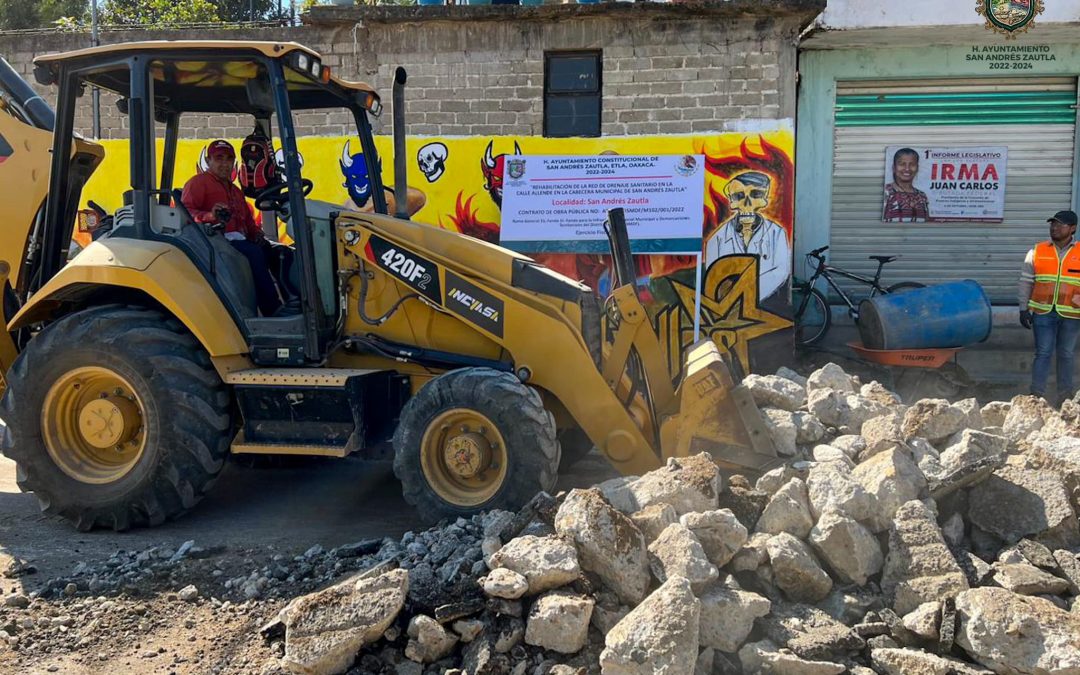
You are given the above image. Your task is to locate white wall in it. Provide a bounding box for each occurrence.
[818,0,1080,30]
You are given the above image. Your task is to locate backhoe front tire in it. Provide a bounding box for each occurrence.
[393,368,560,521]
[1,305,231,531]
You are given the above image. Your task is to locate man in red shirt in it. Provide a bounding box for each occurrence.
[181,139,290,316]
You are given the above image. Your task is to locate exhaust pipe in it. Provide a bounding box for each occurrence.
[0,57,54,131]
[392,67,408,220]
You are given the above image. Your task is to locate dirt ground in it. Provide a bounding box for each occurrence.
[0,451,619,674]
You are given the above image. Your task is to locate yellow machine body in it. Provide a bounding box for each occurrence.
[0,40,781,531]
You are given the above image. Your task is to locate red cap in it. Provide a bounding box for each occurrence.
[207,139,235,159]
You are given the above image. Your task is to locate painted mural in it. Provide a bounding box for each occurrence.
[80,130,795,375]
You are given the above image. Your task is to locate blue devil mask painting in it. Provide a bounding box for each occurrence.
[340,139,377,207]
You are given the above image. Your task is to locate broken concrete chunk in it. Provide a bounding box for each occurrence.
[1002,395,1054,444]
[744,374,807,412]
[628,503,678,545]
[1052,549,1080,594]
[902,399,968,442]
[882,500,969,615]
[941,512,966,548]
[595,476,640,515]
[953,398,985,429]
[832,434,868,460]
[807,363,856,394]
[793,411,827,445]
[939,430,1007,474]
[756,478,815,539]
[766,533,833,603]
[811,444,856,470]
[599,576,701,675]
[553,488,650,606]
[729,532,772,573]
[852,447,928,533]
[861,381,902,407]
[278,567,408,675]
[761,601,865,661]
[861,412,905,458]
[524,590,593,655]
[738,639,846,675]
[956,587,1080,674]
[1015,538,1058,570]
[489,535,579,596]
[806,463,877,523]
[968,464,1080,549]
[698,585,771,653]
[756,463,812,496]
[452,619,484,643]
[679,508,748,568]
[627,453,721,515]
[901,601,942,641]
[717,480,769,532]
[481,568,529,600]
[405,615,458,663]
[647,523,719,592]
[992,563,1071,596]
[762,407,799,457]
[979,401,1010,428]
[871,647,993,675]
[809,389,888,432]
[809,510,884,586]
[776,366,808,387]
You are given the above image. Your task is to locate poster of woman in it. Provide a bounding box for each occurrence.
[882,145,1007,223]
[882,147,930,222]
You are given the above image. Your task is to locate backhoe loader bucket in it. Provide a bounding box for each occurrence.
[660,339,784,475]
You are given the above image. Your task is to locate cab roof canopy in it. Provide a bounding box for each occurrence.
[33,41,380,115]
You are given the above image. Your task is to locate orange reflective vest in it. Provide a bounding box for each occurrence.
[1029,240,1080,318]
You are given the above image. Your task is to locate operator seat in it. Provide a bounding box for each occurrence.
[175,224,258,319]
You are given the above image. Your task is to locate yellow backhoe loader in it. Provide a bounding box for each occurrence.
[0,41,781,530]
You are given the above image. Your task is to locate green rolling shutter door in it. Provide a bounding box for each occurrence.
[829,77,1077,303]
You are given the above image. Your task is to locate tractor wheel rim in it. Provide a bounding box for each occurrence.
[420,408,507,507]
[41,366,147,484]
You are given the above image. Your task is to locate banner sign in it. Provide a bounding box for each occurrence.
[882,146,1007,223]
[499,154,706,253]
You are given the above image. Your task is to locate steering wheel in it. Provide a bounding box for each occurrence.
[254,178,313,212]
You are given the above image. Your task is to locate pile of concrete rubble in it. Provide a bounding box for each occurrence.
[260,363,1080,675]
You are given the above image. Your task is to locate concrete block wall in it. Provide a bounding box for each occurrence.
[0,2,816,140]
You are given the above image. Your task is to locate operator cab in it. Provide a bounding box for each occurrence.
[30,42,387,366]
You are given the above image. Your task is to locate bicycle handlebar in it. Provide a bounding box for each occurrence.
[810,245,829,256]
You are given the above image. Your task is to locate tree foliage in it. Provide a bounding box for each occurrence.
[0,0,88,30]
[209,0,291,22]
[0,0,294,31]
[99,0,222,26]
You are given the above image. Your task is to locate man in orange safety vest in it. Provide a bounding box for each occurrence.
[1019,209,1080,403]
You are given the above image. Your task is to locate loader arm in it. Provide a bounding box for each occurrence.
[335,210,782,476]
[0,60,105,394]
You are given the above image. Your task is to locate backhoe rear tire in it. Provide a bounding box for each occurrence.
[0,305,231,531]
[393,368,560,521]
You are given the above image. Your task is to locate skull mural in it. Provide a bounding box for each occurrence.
[417,142,448,183]
[274,147,305,180]
[340,139,376,207]
[704,168,791,301]
[480,140,522,208]
[724,171,771,245]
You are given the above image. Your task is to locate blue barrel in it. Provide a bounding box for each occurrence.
[857,280,992,350]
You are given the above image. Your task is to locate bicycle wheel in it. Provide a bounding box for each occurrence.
[793,285,831,347]
[885,282,925,293]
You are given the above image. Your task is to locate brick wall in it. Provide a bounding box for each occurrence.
[0,1,819,140]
